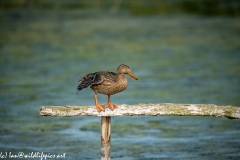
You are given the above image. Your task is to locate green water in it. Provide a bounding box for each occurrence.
[0,8,240,159]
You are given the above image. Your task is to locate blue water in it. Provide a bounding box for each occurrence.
[0,8,240,159]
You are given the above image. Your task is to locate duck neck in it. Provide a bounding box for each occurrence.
[116,72,126,81]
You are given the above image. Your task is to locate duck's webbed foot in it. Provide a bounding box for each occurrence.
[96,104,105,112]
[106,103,118,111]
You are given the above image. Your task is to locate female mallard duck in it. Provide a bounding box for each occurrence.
[77,64,138,112]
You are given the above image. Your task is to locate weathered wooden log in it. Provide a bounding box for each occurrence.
[40,103,240,119]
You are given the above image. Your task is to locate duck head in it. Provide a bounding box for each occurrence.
[117,64,138,80]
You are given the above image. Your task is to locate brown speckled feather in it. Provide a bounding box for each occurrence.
[77,64,138,112]
[77,71,128,95]
[92,71,128,95]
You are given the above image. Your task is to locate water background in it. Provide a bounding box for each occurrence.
[0,1,240,159]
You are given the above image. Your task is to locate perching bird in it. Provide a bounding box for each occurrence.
[77,64,138,112]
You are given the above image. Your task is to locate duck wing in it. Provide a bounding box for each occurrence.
[77,72,104,93]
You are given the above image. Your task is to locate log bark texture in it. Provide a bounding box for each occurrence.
[39,103,240,119]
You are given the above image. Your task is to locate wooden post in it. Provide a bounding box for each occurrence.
[101,116,111,160]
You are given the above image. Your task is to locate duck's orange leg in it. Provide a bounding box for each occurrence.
[94,93,105,112]
[106,95,118,111]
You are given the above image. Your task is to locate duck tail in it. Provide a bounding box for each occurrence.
[76,73,95,94]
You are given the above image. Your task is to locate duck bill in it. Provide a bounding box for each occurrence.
[128,72,138,80]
